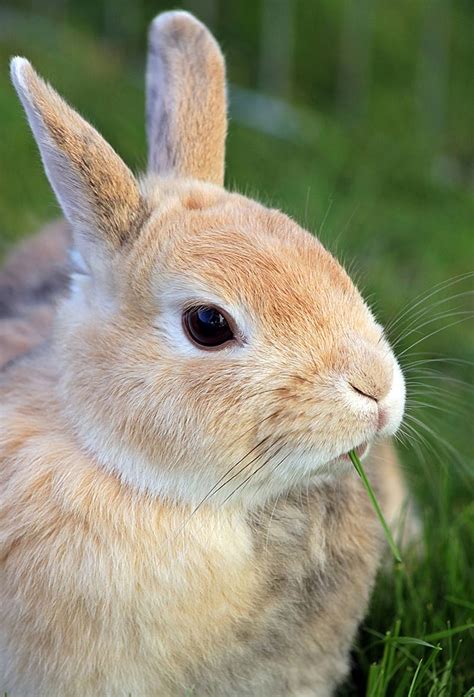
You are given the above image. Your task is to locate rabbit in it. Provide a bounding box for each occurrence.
[0,220,70,367]
[0,11,414,697]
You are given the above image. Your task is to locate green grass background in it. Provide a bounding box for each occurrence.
[0,1,472,694]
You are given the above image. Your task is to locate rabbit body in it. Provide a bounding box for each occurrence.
[1,350,382,696]
[0,221,70,367]
[1,11,410,696]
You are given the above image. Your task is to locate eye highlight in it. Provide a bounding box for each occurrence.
[183,305,236,349]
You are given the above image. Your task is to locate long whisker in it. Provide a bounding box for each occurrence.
[405,398,468,420]
[188,435,275,517]
[390,308,473,351]
[396,315,474,359]
[404,413,471,475]
[204,441,286,506]
[402,356,473,370]
[383,271,473,337]
[405,382,471,401]
[156,437,284,560]
[405,394,469,418]
[403,367,473,387]
[222,452,291,505]
[388,289,473,346]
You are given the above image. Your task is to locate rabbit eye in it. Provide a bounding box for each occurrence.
[183,306,235,349]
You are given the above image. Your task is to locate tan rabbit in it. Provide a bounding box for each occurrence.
[0,11,413,696]
[0,220,70,367]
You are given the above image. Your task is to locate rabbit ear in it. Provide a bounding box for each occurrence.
[146,11,227,186]
[10,58,146,262]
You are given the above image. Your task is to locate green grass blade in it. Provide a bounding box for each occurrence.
[423,624,474,641]
[349,449,403,563]
[407,658,424,697]
[445,595,474,612]
[394,637,440,650]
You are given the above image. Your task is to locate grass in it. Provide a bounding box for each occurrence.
[0,5,472,696]
[349,449,402,564]
[347,449,473,695]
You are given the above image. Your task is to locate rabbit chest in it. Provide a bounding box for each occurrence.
[0,401,383,697]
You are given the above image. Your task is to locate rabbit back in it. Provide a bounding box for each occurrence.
[0,221,70,368]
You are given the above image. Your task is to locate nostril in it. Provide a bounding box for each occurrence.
[349,382,379,403]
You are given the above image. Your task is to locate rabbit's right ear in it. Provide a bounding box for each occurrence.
[146,12,227,186]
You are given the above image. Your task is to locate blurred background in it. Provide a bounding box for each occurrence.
[0,0,472,693]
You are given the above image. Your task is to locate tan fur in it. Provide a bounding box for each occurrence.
[1,12,413,696]
[1,353,385,696]
[147,12,227,184]
[13,59,147,252]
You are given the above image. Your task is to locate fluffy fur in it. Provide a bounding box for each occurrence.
[0,221,69,367]
[1,11,412,696]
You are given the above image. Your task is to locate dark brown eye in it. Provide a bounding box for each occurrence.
[183,306,235,349]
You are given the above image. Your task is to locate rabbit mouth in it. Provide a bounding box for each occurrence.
[327,441,370,467]
[344,441,369,461]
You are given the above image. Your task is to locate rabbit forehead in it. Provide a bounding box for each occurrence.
[134,191,371,341]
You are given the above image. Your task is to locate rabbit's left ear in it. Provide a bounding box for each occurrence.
[146,12,227,186]
[10,58,146,261]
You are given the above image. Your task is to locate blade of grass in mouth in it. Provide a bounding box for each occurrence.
[348,449,402,564]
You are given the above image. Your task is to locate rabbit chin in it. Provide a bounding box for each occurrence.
[78,427,395,509]
[79,438,366,508]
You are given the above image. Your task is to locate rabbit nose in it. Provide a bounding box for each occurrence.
[346,360,392,403]
[349,381,379,402]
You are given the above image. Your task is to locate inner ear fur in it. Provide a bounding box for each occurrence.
[146,11,227,186]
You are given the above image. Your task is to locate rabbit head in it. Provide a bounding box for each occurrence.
[10,11,405,507]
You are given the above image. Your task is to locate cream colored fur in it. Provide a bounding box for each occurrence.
[1,11,414,696]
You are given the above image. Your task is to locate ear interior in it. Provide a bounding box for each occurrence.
[146,11,227,185]
[10,57,147,263]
